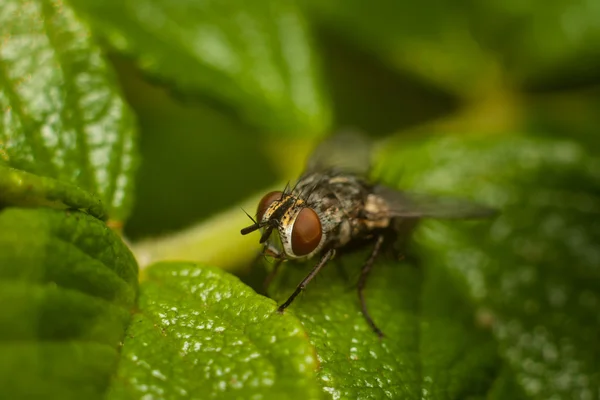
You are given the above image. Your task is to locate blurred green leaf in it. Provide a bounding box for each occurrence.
[315,32,458,137]
[525,88,600,149]
[109,262,321,399]
[472,0,600,88]
[69,0,331,136]
[112,60,282,239]
[268,249,499,398]
[301,0,600,95]
[376,134,600,398]
[0,165,106,220]
[300,0,501,97]
[487,366,529,400]
[0,0,138,221]
[0,208,139,399]
[0,343,120,400]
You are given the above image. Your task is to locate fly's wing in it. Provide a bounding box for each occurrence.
[305,130,372,175]
[373,185,497,219]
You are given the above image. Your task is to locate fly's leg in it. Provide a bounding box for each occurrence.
[358,235,385,338]
[277,248,336,313]
[262,258,283,295]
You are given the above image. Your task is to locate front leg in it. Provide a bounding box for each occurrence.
[277,248,336,313]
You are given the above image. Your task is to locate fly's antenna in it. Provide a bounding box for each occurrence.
[241,223,261,235]
[241,207,257,224]
[240,208,261,235]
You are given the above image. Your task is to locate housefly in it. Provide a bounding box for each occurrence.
[241,132,495,337]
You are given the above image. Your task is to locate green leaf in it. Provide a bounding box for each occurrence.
[487,366,529,400]
[0,207,138,399]
[268,249,499,398]
[0,0,138,221]
[301,0,600,94]
[376,134,600,398]
[300,0,501,96]
[0,343,119,400]
[0,165,106,220]
[109,262,322,399]
[68,0,331,135]
[470,0,600,86]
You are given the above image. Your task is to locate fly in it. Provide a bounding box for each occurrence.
[241,132,495,337]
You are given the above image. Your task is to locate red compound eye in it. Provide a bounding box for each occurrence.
[291,208,322,256]
[257,191,282,222]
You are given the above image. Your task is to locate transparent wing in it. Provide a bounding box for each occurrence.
[305,130,372,175]
[373,185,497,219]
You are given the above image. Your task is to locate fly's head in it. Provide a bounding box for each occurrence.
[241,190,326,260]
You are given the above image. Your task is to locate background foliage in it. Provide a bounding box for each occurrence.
[1,0,599,399]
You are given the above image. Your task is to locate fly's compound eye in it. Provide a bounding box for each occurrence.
[291,207,322,256]
[257,191,283,222]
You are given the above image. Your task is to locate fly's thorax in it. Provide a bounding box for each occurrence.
[261,194,327,260]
